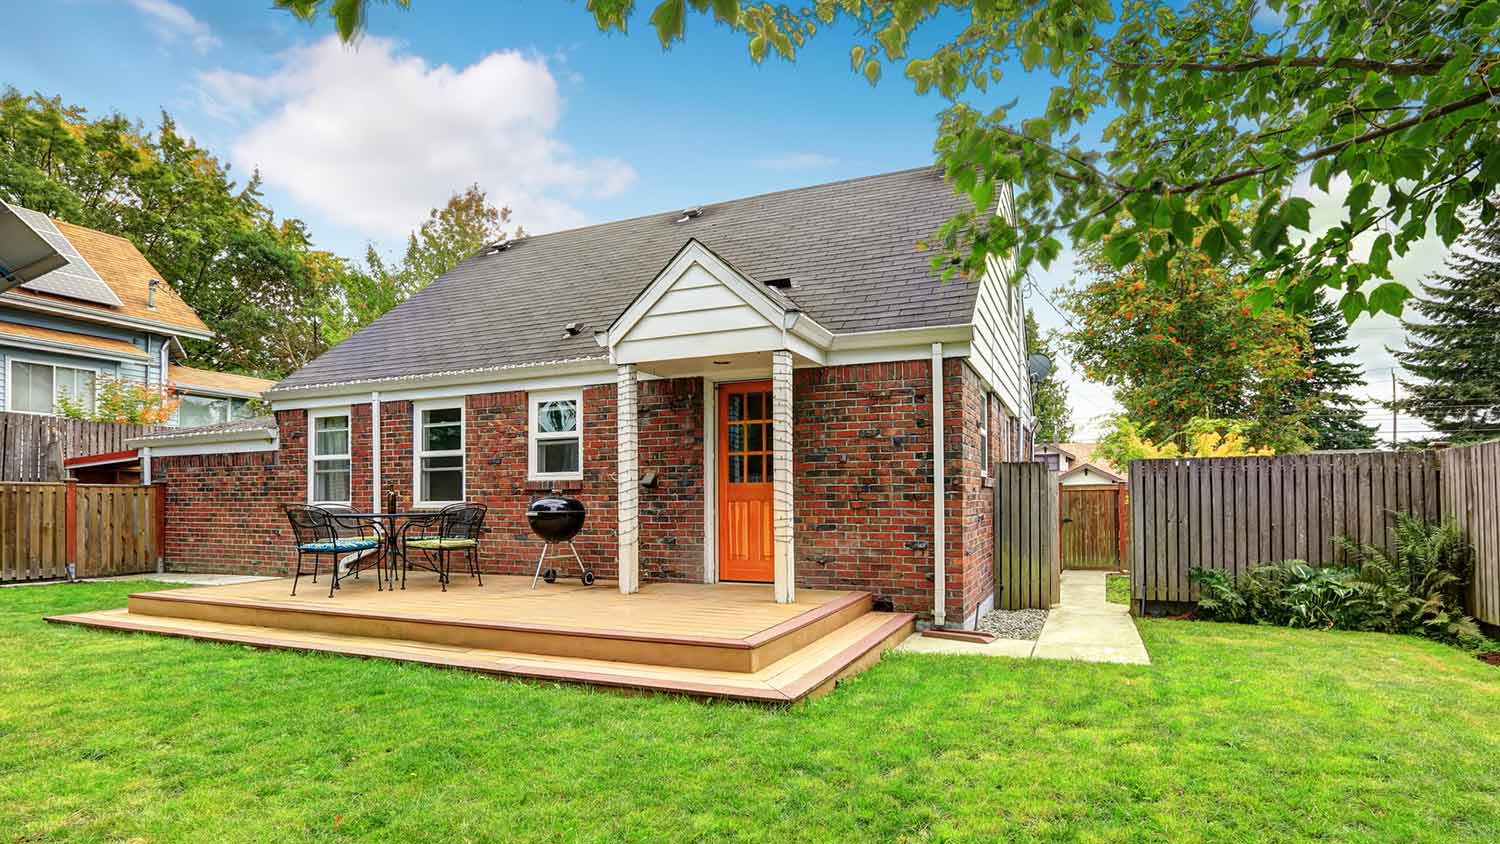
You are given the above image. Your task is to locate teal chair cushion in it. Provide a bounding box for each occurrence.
[298,539,379,553]
[406,537,477,551]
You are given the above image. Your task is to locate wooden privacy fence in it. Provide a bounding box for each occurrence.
[1129,452,1441,608]
[1438,442,1500,627]
[0,412,162,482]
[993,462,1061,609]
[1059,486,1127,570]
[0,482,162,582]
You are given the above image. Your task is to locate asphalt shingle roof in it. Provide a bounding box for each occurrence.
[275,167,977,392]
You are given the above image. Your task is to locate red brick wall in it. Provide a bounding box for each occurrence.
[154,363,995,622]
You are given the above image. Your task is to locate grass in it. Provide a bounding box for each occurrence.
[3,582,1499,843]
[1106,573,1131,605]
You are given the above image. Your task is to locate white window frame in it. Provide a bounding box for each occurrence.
[979,391,991,478]
[528,388,584,481]
[413,398,466,508]
[4,356,104,416]
[307,406,352,506]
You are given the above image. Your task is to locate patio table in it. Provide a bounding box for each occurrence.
[338,511,440,590]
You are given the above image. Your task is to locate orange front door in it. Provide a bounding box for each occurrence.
[718,380,775,582]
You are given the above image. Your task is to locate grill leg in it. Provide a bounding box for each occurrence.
[531,543,550,589]
[567,542,586,579]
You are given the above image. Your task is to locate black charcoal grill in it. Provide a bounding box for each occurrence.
[527,496,594,587]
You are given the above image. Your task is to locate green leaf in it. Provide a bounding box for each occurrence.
[1368,232,1393,276]
[1280,198,1313,232]
[1346,182,1375,218]
[1103,233,1141,268]
[1171,209,1198,243]
[863,59,881,85]
[1245,287,1276,314]
[1367,282,1410,317]
[1198,225,1225,263]
[648,0,686,48]
[1339,290,1367,324]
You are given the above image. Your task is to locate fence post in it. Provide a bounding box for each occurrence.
[153,482,166,574]
[64,479,78,582]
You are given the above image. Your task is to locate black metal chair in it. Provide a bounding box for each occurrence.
[398,503,487,591]
[284,504,383,598]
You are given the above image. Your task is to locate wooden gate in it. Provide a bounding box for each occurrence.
[1059,487,1124,570]
[0,482,162,582]
[993,462,1061,609]
[1439,441,1500,627]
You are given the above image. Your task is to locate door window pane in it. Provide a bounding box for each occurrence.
[747,392,763,420]
[747,454,763,483]
[728,455,744,483]
[727,393,744,421]
[747,423,763,453]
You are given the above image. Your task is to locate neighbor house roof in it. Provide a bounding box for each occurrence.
[1048,441,1126,484]
[274,167,976,392]
[1,217,211,339]
[127,416,278,448]
[0,319,151,361]
[169,364,276,398]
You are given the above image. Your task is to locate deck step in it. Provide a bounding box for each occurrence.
[47,608,914,703]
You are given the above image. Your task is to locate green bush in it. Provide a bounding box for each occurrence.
[1191,515,1485,648]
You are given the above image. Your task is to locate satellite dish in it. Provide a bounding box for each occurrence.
[1027,353,1054,383]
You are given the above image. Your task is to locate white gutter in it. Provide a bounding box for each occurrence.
[931,341,946,628]
[370,391,382,513]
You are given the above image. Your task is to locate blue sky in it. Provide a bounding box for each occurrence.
[0,0,1438,438]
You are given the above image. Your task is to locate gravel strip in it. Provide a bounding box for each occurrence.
[976,608,1048,640]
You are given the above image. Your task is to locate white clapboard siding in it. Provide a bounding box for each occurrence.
[968,186,1031,421]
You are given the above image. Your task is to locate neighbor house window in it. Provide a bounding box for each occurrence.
[979,393,991,477]
[308,409,351,504]
[7,360,96,414]
[414,400,465,507]
[176,395,256,428]
[529,389,582,480]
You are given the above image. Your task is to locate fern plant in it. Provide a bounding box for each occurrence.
[1336,514,1482,647]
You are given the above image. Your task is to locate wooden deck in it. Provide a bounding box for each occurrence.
[48,574,915,702]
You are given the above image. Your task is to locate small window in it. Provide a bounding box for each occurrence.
[7,360,96,414]
[309,410,351,505]
[178,394,228,428]
[415,401,465,506]
[529,389,582,480]
[978,393,991,478]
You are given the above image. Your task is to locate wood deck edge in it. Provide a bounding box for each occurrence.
[128,587,872,653]
[776,613,916,702]
[45,611,794,704]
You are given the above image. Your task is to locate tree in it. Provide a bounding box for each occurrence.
[281,0,1496,324]
[1062,228,1312,453]
[1096,415,1275,467]
[1394,216,1500,442]
[1024,312,1073,442]
[1285,299,1380,450]
[353,185,520,331]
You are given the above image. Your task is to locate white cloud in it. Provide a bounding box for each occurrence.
[198,37,636,239]
[130,0,221,54]
[753,152,839,171]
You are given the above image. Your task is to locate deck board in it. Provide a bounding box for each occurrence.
[47,607,915,703]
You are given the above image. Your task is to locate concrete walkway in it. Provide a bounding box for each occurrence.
[898,570,1150,665]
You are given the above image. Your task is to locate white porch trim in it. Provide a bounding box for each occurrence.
[617,364,640,594]
[771,349,795,604]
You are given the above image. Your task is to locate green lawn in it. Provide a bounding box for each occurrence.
[1106,573,1131,605]
[3,582,1498,843]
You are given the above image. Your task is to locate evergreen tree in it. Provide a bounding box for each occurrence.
[1025,312,1073,443]
[1287,300,1380,450]
[1395,221,1500,442]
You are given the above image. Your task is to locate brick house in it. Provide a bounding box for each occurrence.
[133,168,1034,628]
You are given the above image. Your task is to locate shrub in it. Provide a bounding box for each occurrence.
[1190,516,1486,649]
[56,377,179,425]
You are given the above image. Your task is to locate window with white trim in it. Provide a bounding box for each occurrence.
[529,389,582,480]
[308,410,351,504]
[7,360,96,414]
[979,392,991,477]
[415,400,465,506]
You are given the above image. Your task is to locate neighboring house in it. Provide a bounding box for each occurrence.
[139,168,1036,627]
[0,200,272,424]
[1036,442,1127,488]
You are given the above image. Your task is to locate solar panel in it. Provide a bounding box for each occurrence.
[0,200,68,292]
[4,203,123,307]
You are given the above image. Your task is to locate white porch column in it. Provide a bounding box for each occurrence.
[772,349,795,604]
[617,364,640,594]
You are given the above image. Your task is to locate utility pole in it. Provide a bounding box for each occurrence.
[1391,371,1398,450]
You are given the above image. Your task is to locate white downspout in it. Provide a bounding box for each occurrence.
[931,342,946,628]
[370,391,382,513]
